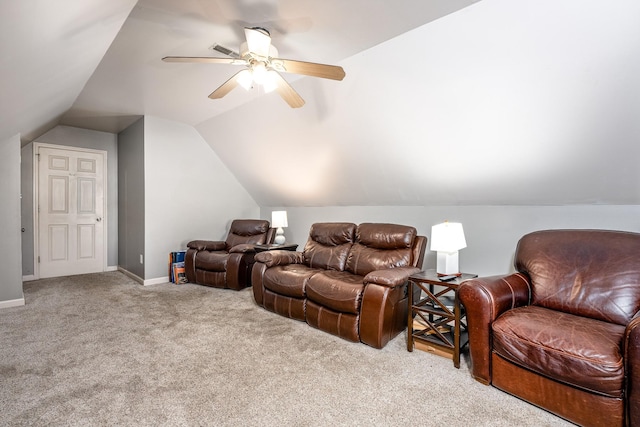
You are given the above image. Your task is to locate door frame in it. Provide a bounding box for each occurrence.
[33,142,108,280]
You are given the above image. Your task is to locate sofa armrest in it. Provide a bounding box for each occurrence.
[187,240,226,251]
[625,313,640,426]
[252,262,268,306]
[255,250,304,268]
[229,243,256,253]
[364,267,421,288]
[458,273,531,385]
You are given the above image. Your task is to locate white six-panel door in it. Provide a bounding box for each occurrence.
[37,145,106,279]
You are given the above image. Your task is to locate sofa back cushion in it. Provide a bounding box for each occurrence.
[346,223,417,276]
[303,223,356,271]
[225,219,270,248]
[516,229,640,325]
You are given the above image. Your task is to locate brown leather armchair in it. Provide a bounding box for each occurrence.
[185,219,275,290]
[459,229,640,427]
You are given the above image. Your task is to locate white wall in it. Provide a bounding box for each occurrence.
[0,134,24,306]
[261,205,640,277]
[198,0,640,208]
[143,116,260,281]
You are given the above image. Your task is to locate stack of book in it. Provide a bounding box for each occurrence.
[169,250,187,284]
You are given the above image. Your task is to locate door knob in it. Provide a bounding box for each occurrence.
[96,217,102,222]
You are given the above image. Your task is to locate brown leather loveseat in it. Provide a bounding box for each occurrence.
[252,222,427,349]
[185,219,275,290]
[459,229,640,427]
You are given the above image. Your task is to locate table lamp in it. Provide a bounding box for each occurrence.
[430,221,467,276]
[271,210,288,244]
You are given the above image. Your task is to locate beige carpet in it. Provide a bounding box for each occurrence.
[0,271,572,426]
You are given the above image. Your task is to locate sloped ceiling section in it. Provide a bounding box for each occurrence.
[197,0,640,206]
[62,0,480,133]
[0,0,137,143]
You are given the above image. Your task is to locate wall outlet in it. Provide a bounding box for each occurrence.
[139,254,144,264]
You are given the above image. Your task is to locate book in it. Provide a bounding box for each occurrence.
[168,250,186,282]
[172,261,186,284]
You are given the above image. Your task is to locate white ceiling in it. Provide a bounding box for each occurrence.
[61,0,480,132]
[0,0,137,142]
[3,0,640,207]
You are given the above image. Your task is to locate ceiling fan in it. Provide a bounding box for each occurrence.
[162,27,346,108]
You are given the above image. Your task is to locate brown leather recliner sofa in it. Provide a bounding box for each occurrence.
[459,229,640,427]
[185,219,275,290]
[252,222,427,349]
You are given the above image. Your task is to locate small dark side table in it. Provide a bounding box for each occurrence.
[407,269,478,368]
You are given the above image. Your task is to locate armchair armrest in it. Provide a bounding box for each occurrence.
[625,313,640,426]
[229,243,256,253]
[187,240,226,251]
[255,250,304,268]
[458,273,531,385]
[364,267,421,288]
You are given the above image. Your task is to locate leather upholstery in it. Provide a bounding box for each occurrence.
[303,222,356,270]
[252,222,426,349]
[516,230,640,325]
[493,305,626,396]
[185,219,274,290]
[306,270,365,314]
[459,229,640,427]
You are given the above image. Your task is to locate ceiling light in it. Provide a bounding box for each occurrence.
[236,69,253,90]
[263,70,278,93]
[252,62,267,85]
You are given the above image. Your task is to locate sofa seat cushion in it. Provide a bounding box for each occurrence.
[263,264,321,298]
[492,305,626,397]
[195,251,228,272]
[306,271,365,314]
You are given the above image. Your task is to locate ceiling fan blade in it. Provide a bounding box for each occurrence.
[209,69,251,99]
[273,59,345,81]
[244,27,272,57]
[162,56,241,65]
[271,72,305,108]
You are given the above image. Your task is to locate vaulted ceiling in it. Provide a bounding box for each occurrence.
[2,0,639,206]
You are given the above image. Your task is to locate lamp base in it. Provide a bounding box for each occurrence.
[436,251,460,276]
[274,227,285,245]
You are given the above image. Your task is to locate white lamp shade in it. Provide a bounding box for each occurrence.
[430,222,466,253]
[271,211,288,228]
[431,222,466,275]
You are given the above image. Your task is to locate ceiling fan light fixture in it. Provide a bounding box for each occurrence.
[262,70,278,93]
[164,25,345,108]
[252,61,267,84]
[237,69,253,90]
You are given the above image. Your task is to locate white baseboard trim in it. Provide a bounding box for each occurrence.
[106,265,118,272]
[0,298,26,309]
[118,267,144,284]
[117,267,169,286]
[22,275,36,282]
[143,276,170,286]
